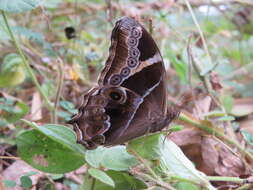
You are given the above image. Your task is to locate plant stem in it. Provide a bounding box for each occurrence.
[136,171,176,190]
[128,148,159,179]
[207,176,246,183]
[184,0,212,66]
[1,11,53,110]
[52,58,64,123]
[91,178,96,190]
[179,113,253,161]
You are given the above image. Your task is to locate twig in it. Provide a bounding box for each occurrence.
[184,0,213,67]
[207,176,246,183]
[0,156,20,160]
[1,11,53,110]
[52,58,64,124]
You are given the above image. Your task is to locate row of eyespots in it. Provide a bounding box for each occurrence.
[126,26,142,69]
[109,26,142,86]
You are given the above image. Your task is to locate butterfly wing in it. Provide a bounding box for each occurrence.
[70,17,175,149]
[99,17,169,144]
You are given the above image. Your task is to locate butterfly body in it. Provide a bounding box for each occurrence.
[69,17,179,149]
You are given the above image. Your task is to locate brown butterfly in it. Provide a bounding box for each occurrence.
[68,17,180,149]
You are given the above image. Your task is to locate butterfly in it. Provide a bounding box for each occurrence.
[68,17,180,149]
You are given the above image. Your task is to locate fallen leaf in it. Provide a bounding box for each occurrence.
[30,92,42,121]
[230,98,253,117]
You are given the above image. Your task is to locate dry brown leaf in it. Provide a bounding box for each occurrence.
[231,98,253,117]
[2,160,44,190]
[30,92,42,121]
[239,118,253,133]
[169,128,202,146]
[201,137,219,175]
[192,96,212,119]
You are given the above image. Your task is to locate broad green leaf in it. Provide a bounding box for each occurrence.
[88,168,115,187]
[128,134,162,160]
[0,0,39,13]
[20,176,32,190]
[85,146,107,168]
[128,134,216,190]
[3,180,16,188]
[101,146,137,171]
[87,170,147,190]
[174,182,199,190]
[17,121,85,173]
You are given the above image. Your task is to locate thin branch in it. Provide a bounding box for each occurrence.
[52,58,64,124]
[0,156,20,160]
[184,0,213,67]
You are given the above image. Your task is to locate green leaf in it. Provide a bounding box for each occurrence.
[17,121,86,173]
[41,80,56,98]
[241,130,253,146]
[169,125,184,132]
[24,171,38,176]
[0,0,39,13]
[101,146,137,171]
[88,168,115,187]
[0,53,26,87]
[167,52,188,83]
[128,134,162,160]
[86,170,147,190]
[0,98,29,124]
[128,134,216,190]
[217,116,235,121]
[60,100,75,110]
[85,146,107,168]
[221,95,233,113]
[3,180,16,188]
[174,182,199,190]
[20,176,32,190]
